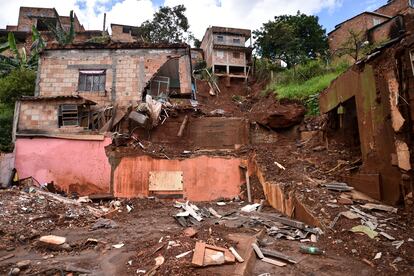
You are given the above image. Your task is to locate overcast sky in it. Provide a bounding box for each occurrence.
[0,0,388,39]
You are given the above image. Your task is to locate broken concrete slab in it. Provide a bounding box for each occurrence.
[360,203,397,213]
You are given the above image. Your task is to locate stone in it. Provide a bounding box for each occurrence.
[16,260,31,269]
[39,235,66,245]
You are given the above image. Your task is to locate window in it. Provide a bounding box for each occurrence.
[58,104,79,127]
[233,38,241,44]
[216,50,224,58]
[122,26,131,34]
[78,70,106,92]
[373,18,382,26]
[217,35,224,42]
[233,52,241,59]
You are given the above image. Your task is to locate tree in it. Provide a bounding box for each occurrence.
[139,5,193,43]
[193,38,201,48]
[338,29,371,63]
[0,68,36,106]
[254,12,328,68]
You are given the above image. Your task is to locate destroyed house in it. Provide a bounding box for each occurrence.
[11,41,252,200]
[0,7,102,53]
[200,26,252,79]
[320,13,414,205]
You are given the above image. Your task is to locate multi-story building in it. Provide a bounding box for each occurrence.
[200,26,252,79]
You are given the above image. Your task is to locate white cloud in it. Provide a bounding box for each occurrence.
[0,0,342,38]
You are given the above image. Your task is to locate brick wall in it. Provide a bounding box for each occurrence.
[328,13,389,55]
[368,16,404,44]
[18,100,71,132]
[111,25,135,42]
[38,48,192,106]
[374,0,412,16]
[212,49,246,66]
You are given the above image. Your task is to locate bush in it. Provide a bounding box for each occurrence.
[0,104,14,152]
[0,68,36,107]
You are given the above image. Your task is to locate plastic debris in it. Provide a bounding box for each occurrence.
[350,225,378,239]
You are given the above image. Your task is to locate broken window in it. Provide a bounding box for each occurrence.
[217,35,224,42]
[233,52,241,59]
[58,104,79,127]
[122,26,131,34]
[233,38,241,44]
[216,51,224,58]
[78,70,106,92]
[58,104,91,128]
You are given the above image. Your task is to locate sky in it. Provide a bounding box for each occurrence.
[0,0,389,40]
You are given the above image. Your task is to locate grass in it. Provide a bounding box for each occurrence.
[273,72,341,100]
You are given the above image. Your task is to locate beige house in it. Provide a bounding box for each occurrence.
[200,26,252,79]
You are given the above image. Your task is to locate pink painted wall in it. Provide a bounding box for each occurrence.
[113,155,243,201]
[15,138,112,195]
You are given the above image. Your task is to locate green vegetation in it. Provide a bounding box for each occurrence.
[266,60,349,115]
[0,103,14,152]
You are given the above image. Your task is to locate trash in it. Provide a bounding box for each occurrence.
[136,269,146,274]
[91,218,118,230]
[183,227,198,237]
[257,199,266,212]
[379,232,395,241]
[128,111,149,126]
[299,245,325,255]
[310,234,317,243]
[363,220,378,230]
[127,260,132,265]
[350,206,377,221]
[167,241,180,249]
[9,268,20,275]
[262,257,287,267]
[39,235,66,245]
[241,203,261,213]
[208,207,222,218]
[252,243,265,259]
[210,109,225,115]
[322,182,354,192]
[392,257,403,264]
[341,211,360,220]
[392,240,404,249]
[0,254,14,262]
[126,205,133,213]
[362,258,375,267]
[176,251,192,259]
[216,202,226,206]
[374,252,382,260]
[155,255,165,266]
[408,238,413,242]
[76,196,92,203]
[229,246,244,263]
[360,203,398,213]
[274,161,286,170]
[260,248,297,264]
[192,242,235,267]
[350,225,378,239]
[112,243,124,249]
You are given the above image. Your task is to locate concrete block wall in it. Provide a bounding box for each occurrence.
[38,48,192,107]
[111,25,135,42]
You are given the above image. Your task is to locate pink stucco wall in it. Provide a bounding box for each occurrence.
[113,155,244,201]
[15,137,112,195]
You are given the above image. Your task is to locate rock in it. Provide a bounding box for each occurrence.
[16,260,31,269]
[60,243,72,250]
[39,235,66,245]
[91,218,118,230]
[9,267,20,275]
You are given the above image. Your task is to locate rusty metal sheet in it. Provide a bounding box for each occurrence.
[149,171,183,191]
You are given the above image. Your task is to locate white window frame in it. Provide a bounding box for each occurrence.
[216,50,224,58]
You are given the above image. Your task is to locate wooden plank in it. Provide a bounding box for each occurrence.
[192,242,206,267]
[149,171,183,191]
[344,174,381,200]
